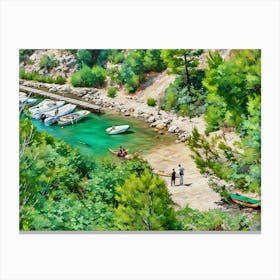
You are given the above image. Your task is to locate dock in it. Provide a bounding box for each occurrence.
[19,85,103,113]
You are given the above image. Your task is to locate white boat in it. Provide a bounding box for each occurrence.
[29,99,65,119]
[57,110,90,126]
[19,92,37,108]
[106,125,130,135]
[42,104,77,126]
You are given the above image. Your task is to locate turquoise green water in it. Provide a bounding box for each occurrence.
[30,111,174,158]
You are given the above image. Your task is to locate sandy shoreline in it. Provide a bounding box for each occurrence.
[142,141,221,211]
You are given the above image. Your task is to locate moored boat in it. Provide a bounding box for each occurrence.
[42,104,77,126]
[154,170,179,178]
[106,125,130,135]
[229,193,261,208]
[29,99,65,119]
[57,110,90,126]
[19,92,37,108]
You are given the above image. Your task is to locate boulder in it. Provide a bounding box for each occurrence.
[168,125,178,133]
[156,123,165,130]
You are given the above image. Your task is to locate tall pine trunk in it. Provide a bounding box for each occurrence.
[183,53,191,87]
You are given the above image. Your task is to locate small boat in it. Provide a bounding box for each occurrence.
[229,193,261,208]
[108,148,139,160]
[19,92,37,108]
[106,125,130,135]
[42,104,77,126]
[29,99,65,119]
[57,110,90,126]
[154,170,179,178]
[155,170,172,177]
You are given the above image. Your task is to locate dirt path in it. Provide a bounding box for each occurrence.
[142,142,221,211]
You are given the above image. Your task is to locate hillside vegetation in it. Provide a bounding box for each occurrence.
[19,49,261,230]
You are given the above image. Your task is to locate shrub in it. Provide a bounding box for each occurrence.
[107,87,117,98]
[39,54,58,70]
[108,50,125,64]
[19,70,66,84]
[55,75,66,84]
[91,65,106,87]
[76,50,93,68]
[71,65,94,87]
[147,98,157,107]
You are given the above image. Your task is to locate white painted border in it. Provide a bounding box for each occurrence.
[0,0,279,279]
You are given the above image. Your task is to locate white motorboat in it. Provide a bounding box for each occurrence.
[19,92,37,108]
[29,99,65,119]
[57,110,90,126]
[106,125,130,135]
[42,104,77,126]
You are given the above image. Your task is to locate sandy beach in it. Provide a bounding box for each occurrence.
[142,141,221,211]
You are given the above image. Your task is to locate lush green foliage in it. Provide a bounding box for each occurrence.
[114,170,180,230]
[203,50,261,132]
[161,49,203,87]
[107,87,117,98]
[120,49,166,92]
[186,127,261,194]
[106,66,121,86]
[177,205,250,231]
[19,70,66,84]
[76,49,94,68]
[91,65,106,87]
[107,50,125,64]
[161,76,208,117]
[147,97,157,107]
[39,54,58,70]
[71,65,106,88]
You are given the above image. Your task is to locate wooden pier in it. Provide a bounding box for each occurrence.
[19,85,103,113]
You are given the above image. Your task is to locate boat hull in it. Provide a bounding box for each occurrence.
[106,125,130,135]
[43,104,77,126]
[30,100,65,119]
[229,193,261,208]
[57,110,90,126]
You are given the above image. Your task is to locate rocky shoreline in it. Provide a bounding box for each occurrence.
[20,79,206,144]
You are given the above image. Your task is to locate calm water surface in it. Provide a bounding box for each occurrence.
[30,110,175,158]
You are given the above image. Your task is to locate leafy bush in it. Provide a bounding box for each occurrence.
[71,65,94,87]
[114,169,181,230]
[76,49,93,68]
[161,76,208,117]
[91,65,106,87]
[39,54,58,70]
[108,50,125,64]
[147,97,157,107]
[203,49,261,132]
[106,67,121,86]
[177,205,250,231]
[107,87,117,98]
[19,70,65,84]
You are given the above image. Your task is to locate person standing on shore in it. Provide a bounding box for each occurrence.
[178,164,184,185]
[171,169,176,187]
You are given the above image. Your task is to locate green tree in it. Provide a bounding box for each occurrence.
[76,49,93,68]
[91,65,106,87]
[114,170,180,230]
[71,65,94,87]
[203,49,261,131]
[161,49,203,87]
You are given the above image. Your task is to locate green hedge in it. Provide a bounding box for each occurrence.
[19,70,66,84]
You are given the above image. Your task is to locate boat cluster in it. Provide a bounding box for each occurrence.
[20,92,90,126]
[19,92,130,133]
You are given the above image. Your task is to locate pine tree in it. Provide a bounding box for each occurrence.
[114,170,180,230]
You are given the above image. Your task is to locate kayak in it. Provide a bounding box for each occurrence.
[229,193,261,208]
